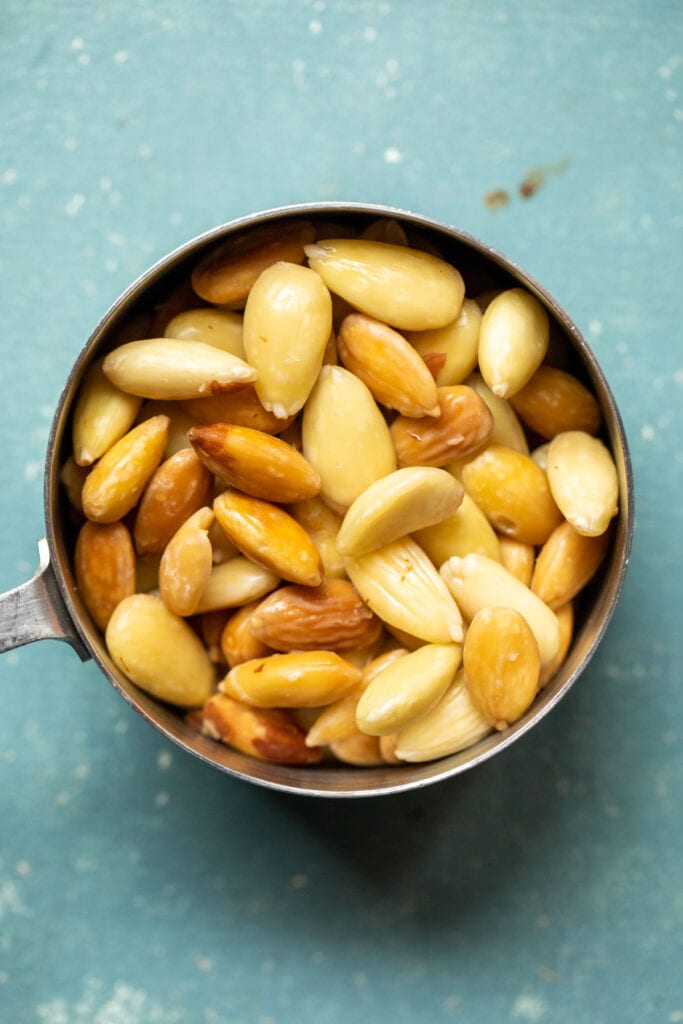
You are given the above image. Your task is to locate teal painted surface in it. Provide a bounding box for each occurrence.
[0,1,681,1021]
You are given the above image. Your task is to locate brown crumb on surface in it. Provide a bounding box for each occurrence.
[519,158,570,199]
[483,188,510,210]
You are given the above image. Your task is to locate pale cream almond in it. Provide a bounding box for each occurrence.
[413,491,502,566]
[546,431,619,537]
[194,557,280,613]
[466,372,530,454]
[498,537,535,587]
[394,670,493,762]
[406,298,482,386]
[478,288,549,398]
[164,307,245,358]
[72,358,142,466]
[102,338,256,400]
[290,496,347,579]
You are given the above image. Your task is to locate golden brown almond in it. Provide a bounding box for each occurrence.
[478,287,550,398]
[193,557,280,613]
[379,733,403,764]
[133,447,214,556]
[406,298,482,387]
[74,520,136,630]
[463,607,540,728]
[329,731,385,766]
[461,444,563,545]
[164,307,245,359]
[220,650,362,708]
[498,537,535,587]
[539,601,574,688]
[105,593,214,708]
[158,507,215,617]
[197,609,230,664]
[102,338,257,400]
[191,219,316,305]
[301,365,397,513]
[389,385,494,468]
[413,491,502,566]
[72,359,143,466]
[213,489,323,586]
[199,693,322,765]
[531,520,612,609]
[249,579,382,652]
[290,496,347,579]
[135,553,160,593]
[243,261,333,418]
[509,365,602,439]
[394,670,493,762]
[336,467,463,557]
[208,519,239,563]
[305,238,465,331]
[180,386,296,435]
[220,600,272,668]
[337,313,440,417]
[189,423,321,503]
[546,430,619,537]
[81,415,170,524]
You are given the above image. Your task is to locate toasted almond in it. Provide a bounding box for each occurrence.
[102,338,256,400]
[158,507,215,617]
[546,431,619,537]
[461,444,563,546]
[337,313,440,417]
[336,467,463,557]
[478,287,549,398]
[243,261,333,419]
[81,415,170,524]
[440,553,560,668]
[189,423,321,503]
[133,447,214,556]
[389,385,494,468]
[463,607,540,728]
[290,496,347,579]
[250,579,382,652]
[74,520,136,630]
[220,601,272,668]
[213,490,323,586]
[531,520,612,609]
[406,298,482,387]
[394,670,493,762]
[329,731,385,766]
[72,359,143,466]
[301,365,397,513]
[164,307,245,359]
[414,491,502,566]
[510,365,602,439]
[181,386,296,435]
[198,693,322,765]
[345,536,464,644]
[305,238,465,331]
[191,219,316,305]
[356,642,462,736]
[220,650,362,708]
[105,593,214,708]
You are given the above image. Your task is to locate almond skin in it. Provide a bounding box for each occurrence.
[197,693,323,765]
[389,385,494,468]
[250,579,382,652]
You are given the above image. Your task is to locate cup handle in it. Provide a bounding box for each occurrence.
[0,539,90,661]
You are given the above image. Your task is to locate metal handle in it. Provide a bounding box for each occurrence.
[0,539,89,661]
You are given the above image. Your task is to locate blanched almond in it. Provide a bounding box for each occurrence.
[198,693,322,765]
[394,670,492,762]
[337,313,440,417]
[498,538,535,587]
[250,579,382,652]
[510,365,602,439]
[194,557,280,613]
[539,601,574,688]
[102,338,256,400]
[136,400,197,458]
[164,307,245,359]
[220,650,362,708]
[305,238,465,331]
[531,520,611,609]
[466,372,530,454]
[181,386,295,435]
[345,537,464,644]
[213,490,323,587]
[406,298,482,386]
[75,520,136,630]
[220,601,272,668]
[158,507,214,617]
[191,219,316,305]
[329,731,384,766]
[301,365,397,513]
[546,431,619,537]
[133,447,214,556]
[243,261,333,418]
[105,593,214,708]
[189,423,321,503]
[414,491,502,566]
[72,359,142,466]
[290,497,347,579]
[478,288,549,398]
[81,415,170,524]
[463,607,540,728]
[336,467,463,557]
[389,385,494,468]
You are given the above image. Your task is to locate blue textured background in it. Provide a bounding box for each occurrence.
[1,2,681,1021]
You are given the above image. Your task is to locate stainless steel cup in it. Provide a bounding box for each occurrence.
[0,202,634,797]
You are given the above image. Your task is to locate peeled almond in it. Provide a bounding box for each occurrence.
[546,431,619,537]
[102,338,256,400]
[356,643,461,735]
[478,288,549,398]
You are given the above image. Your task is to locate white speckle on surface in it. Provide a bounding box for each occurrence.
[75,856,93,873]
[641,423,656,441]
[15,861,31,878]
[114,50,129,64]
[353,141,366,155]
[114,718,128,735]
[0,878,27,922]
[65,193,86,216]
[56,790,72,806]
[157,750,173,770]
[665,87,678,100]
[36,978,182,1024]
[443,994,461,1012]
[670,1012,683,1023]
[100,176,113,192]
[64,137,78,151]
[155,791,170,808]
[674,108,683,121]
[2,750,17,763]
[107,232,126,247]
[2,168,18,185]
[383,147,403,164]
[77,52,91,66]
[23,461,42,482]
[0,972,8,984]
[292,59,306,87]
[309,18,322,34]
[511,993,547,1020]
[363,26,377,42]
[138,144,153,159]
[353,971,369,989]
[71,37,85,50]
[588,318,602,336]
[193,953,213,973]
[5,652,19,667]
[75,763,90,779]
[289,872,309,890]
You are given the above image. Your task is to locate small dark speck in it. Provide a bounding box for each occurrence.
[519,158,570,199]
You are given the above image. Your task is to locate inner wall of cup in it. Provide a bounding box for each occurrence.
[46,206,631,795]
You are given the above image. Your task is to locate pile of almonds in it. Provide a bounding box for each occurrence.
[62,215,619,768]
